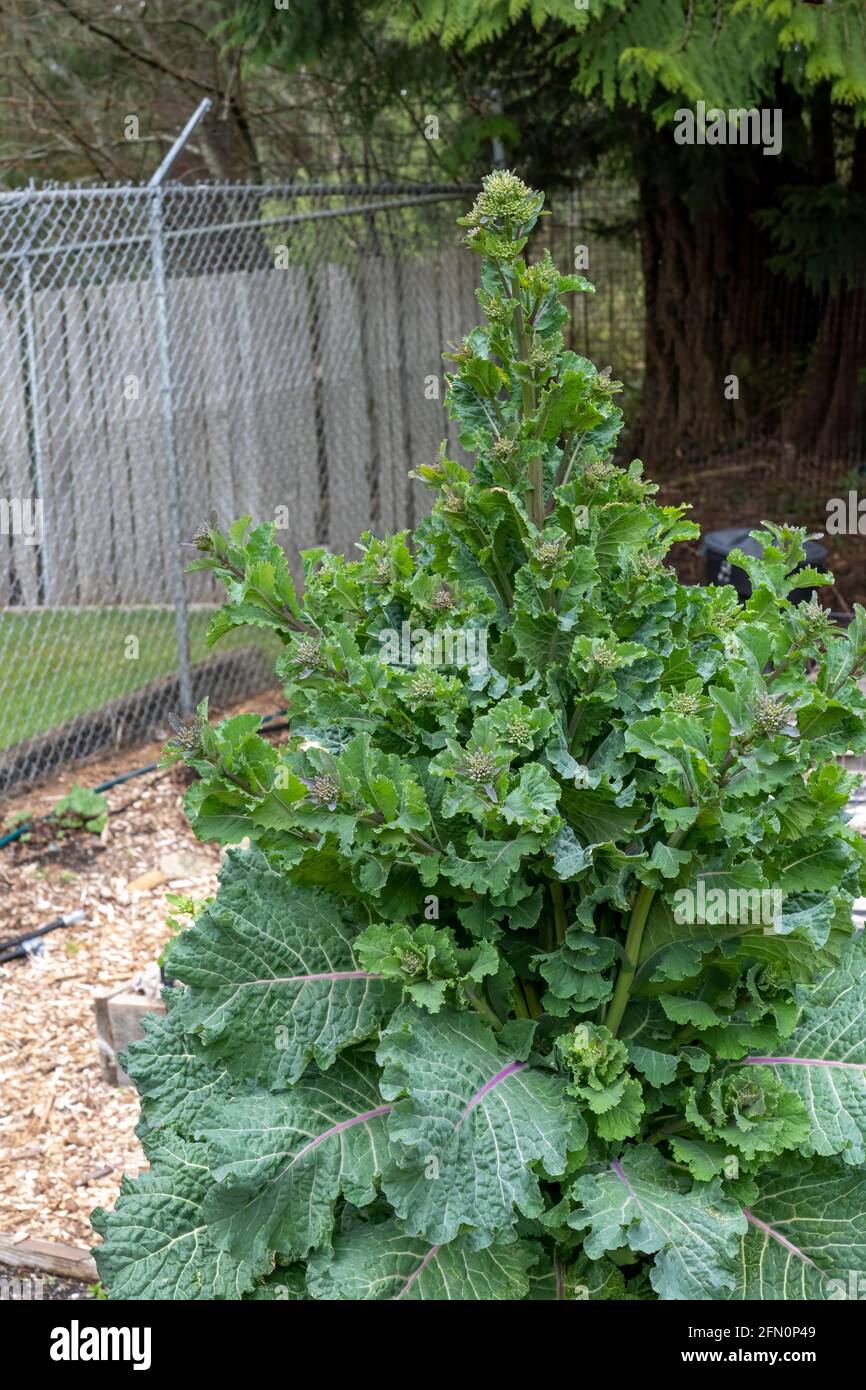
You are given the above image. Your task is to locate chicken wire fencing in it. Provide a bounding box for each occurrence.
[0,180,472,793]
[0,177,645,796]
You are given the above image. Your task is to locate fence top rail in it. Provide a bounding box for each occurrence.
[0,190,472,267]
[0,180,477,207]
[0,191,470,267]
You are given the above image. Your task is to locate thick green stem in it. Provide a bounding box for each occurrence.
[512,978,542,1020]
[605,828,688,1037]
[514,306,544,526]
[522,979,543,1018]
[528,455,545,529]
[550,880,569,945]
[512,981,531,1019]
[465,986,502,1031]
[604,883,656,1038]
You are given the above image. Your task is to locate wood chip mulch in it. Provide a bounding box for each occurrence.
[0,691,282,1251]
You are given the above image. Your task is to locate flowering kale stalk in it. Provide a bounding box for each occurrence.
[94,174,866,1303]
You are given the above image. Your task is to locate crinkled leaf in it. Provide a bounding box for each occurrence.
[166,846,397,1084]
[306,1220,534,1300]
[199,1056,391,1271]
[568,1145,747,1300]
[742,934,866,1164]
[728,1157,866,1300]
[379,1006,584,1246]
[92,1133,253,1301]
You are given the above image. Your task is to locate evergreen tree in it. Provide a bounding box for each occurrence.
[227,0,866,465]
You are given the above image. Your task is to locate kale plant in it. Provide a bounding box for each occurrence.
[94,173,866,1302]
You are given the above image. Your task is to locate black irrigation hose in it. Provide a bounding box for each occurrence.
[0,708,288,851]
[0,909,86,961]
[1,944,39,963]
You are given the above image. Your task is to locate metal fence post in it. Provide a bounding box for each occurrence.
[148,182,193,716]
[20,245,47,600]
[147,98,211,717]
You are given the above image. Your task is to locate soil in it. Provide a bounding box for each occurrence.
[0,688,283,1259]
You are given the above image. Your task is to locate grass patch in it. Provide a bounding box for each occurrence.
[0,606,280,750]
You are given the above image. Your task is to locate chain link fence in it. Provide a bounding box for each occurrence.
[0,179,492,793]
[6,165,861,796]
[0,171,651,796]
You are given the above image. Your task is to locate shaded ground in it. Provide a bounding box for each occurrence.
[656,446,866,609]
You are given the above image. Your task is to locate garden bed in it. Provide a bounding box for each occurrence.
[0,689,282,1249]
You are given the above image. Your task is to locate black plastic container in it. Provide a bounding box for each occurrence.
[702,527,828,605]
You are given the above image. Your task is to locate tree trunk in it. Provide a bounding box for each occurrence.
[783,126,866,461]
[631,119,820,469]
[783,282,866,459]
